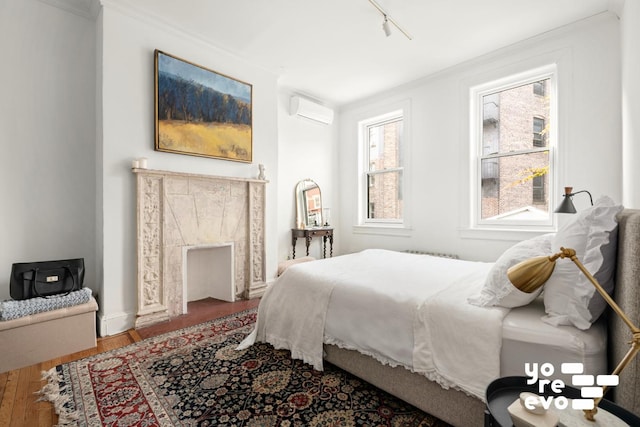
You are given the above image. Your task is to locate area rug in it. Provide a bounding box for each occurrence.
[39,308,449,426]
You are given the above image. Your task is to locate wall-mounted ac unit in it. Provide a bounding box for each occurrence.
[290,96,334,125]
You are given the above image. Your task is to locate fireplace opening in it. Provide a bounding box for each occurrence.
[182,243,235,313]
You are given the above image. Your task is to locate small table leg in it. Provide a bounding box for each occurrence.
[305,236,312,256]
[322,236,327,258]
[328,234,333,257]
[292,236,297,259]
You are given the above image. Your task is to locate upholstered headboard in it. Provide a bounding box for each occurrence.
[610,209,640,413]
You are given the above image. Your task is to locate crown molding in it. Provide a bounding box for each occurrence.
[96,0,278,78]
[37,0,101,20]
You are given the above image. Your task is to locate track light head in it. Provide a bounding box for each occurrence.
[382,15,392,37]
[368,0,412,40]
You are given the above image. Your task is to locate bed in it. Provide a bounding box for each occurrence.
[240,207,640,427]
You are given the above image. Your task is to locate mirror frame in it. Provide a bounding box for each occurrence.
[295,179,323,228]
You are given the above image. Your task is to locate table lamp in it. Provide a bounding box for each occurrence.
[555,187,593,213]
[507,247,640,421]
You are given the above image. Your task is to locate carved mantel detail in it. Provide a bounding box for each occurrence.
[134,168,267,328]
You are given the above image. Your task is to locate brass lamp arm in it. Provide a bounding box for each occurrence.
[556,247,640,421]
[587,337,640,420]
[611,339,640,378]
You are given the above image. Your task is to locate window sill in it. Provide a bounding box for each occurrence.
[352,224,412,237]
[459,226,556,242]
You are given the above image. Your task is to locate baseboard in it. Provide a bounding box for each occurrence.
[97,310,136,337]
[245,281,270,299]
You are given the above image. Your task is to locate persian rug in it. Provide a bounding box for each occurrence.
[39,308,449,426]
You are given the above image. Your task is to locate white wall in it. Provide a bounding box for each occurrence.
[621,0,640,208]
[277,90,338,261]
[97,4,279,335]
[337,13,622,262]
[0,0,96,300]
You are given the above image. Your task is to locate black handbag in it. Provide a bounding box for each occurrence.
[9,258,84,300]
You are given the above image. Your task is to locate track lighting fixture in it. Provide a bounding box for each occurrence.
[382,15,392,37]
[367,0,412,40]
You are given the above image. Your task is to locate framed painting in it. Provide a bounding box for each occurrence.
[154,50,252,162]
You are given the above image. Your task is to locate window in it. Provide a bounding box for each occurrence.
[471,66,556,228]
[532,175,545,203]
[533,80,546,96]
[359,109,405,227]
[533,117,545,147]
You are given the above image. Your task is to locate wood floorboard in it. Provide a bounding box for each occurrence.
[21,364,43,427]
[0,297,258,426]
[0,370,18,426]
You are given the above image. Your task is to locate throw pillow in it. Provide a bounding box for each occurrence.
[543,195,623,329]
[468,233,554,308]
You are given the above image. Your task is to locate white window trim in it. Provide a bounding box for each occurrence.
[468,63,559,233]
[354,100,412,234]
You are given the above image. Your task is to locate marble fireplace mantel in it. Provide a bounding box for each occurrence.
[133,168,267,328]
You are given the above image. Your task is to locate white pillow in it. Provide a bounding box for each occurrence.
[468,233,554,308]
[543,196,623,329]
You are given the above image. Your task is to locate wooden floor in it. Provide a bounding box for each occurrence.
[0,298,259,427]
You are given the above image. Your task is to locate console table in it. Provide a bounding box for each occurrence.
[291,228,333,259]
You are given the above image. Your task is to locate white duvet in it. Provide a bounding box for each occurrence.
[238,249,508,400]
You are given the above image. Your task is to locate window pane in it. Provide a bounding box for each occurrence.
[368,119,402,171]
[482,79,550,155]
[367,170,403,220]
[481,151,549,220]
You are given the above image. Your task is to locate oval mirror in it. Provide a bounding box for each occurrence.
[295,179,323,229]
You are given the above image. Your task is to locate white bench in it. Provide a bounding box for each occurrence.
[0,297,98,373]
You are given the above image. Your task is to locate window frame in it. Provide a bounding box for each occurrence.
[356,103,410,232]
[469,64,558,230]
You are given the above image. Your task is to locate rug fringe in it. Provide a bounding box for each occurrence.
[36,367,80,427]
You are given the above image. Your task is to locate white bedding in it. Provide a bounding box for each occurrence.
[239,249,508,400]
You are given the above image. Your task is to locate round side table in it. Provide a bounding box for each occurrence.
[485,376,640,426]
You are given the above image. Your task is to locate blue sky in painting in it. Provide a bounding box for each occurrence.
[158,52,251,103]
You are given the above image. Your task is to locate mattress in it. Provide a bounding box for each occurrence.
[500,296,607,383]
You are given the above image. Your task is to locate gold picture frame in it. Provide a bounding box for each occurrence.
[154,50,252,162]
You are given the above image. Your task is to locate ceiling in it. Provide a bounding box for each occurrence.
[102,0,615,105]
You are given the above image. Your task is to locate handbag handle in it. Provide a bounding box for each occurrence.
[30,265,77,298]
